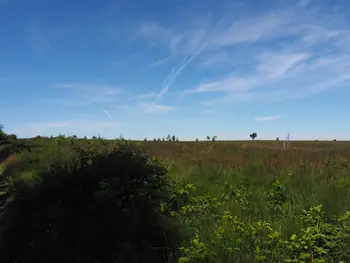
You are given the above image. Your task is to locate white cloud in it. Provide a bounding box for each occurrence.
[31,121,73,128]
[208,12,293,49]
[17,120,121,137]
[138,92,157,99]
[56,83,121,94]
[254,115,281,122]
[200,51,230,67]
[54,83,122,105]
[185,75,256,94]
[24,121,120,129]
[138,102,174,114]
[138,2,350,108]
[257,52,310,78]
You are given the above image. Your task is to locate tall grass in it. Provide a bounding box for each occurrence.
[153,141,350,262]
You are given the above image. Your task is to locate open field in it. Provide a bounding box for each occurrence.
[1,138,350,262]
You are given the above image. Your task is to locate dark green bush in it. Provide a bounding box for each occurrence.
[6,134,17,140]
[0,144,179,263]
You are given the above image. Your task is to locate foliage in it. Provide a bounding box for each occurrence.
[0,143,179,263]
[2,138,350,262]
[250,132,258,140]
[0,124,7,141]
[168,182,350,263]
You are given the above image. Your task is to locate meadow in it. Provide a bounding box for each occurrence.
[1,137,350,262]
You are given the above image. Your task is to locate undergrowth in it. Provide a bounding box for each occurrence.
[162,179,350,263]
[1,139,350,262]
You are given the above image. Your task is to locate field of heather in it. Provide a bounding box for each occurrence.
[1,138,350,262]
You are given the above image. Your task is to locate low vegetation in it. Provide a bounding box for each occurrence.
[0,129,350,262]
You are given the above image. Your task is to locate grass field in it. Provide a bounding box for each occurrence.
[1,138,350,262]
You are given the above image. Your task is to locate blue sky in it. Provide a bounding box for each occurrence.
[1,0,350,140]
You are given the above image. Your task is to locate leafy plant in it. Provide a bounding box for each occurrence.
[0,144,179,263]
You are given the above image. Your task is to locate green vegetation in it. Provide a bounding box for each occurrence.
[1,132,350,262]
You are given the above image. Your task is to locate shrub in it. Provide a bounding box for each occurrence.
[0,144,179,263]
[6,134,17,140]
[0,125,7,141]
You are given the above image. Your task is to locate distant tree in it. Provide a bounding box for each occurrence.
[276,137,280,141]
[72,135,78,139]
[84,136,87,139]
[250,132,257,140]
[153,138,157,141]
[333,139,337,142]
[0,124,6,140]
[162,137,165,141]
[176,137,179,142]
[172,135,176,142]
[166,134,171,141]
[196,138,199,142]
[144,137,147,141]
[7,134,17,140]
[157,138,161,141]
[212,136,217,141]
[206,136,210,141]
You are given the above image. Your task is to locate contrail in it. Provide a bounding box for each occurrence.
[103,109,113,120]
[154,44,207,104]
[153,8,234,104]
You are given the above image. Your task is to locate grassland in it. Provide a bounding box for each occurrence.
[1,138,350,262]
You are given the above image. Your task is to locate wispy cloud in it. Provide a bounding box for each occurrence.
[137,92,157,99]
[56,83,121,94]
[142,9,234,103]
[103,109,113,120]
[200,51,230,67]
[147,57,170,68]
[256,52,310,78]
[54,83,122,105]
[138,102,175,114]
[30,121,74,128]
[140,3,350,107]
[24,120,120,129]
[154,43,206,103]
[254,115,281,122]
[183,11,350,105]
[19,120,120,137]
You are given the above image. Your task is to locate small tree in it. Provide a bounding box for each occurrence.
[196,138,199,142]
[0,124,7,140]
[276,137,280,141]
[250,132,257,140]
[212,136,217,141]
[206,136,210,141]
[7,134,17,140]
[172,135,176,142]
